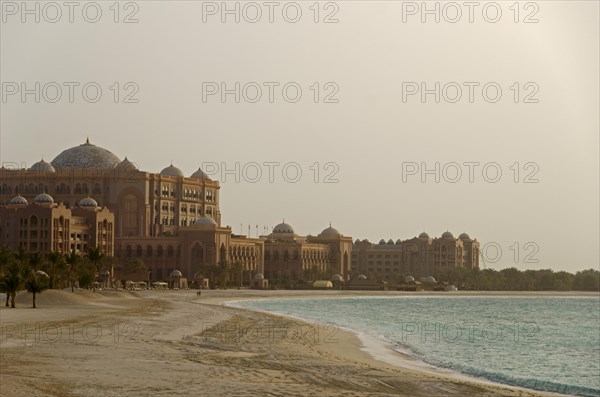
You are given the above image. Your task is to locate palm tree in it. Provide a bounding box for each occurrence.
[199,263,217,289]
[0,246,13,276]
[87,247,106,292]
[24,270,49,308]
[124,258,147,281]
[46,251,65,289]
[216,260,230,289]
[65,250,82,292]
[232,261,243,288]
[1,263,22,308]
[0,247,14,306]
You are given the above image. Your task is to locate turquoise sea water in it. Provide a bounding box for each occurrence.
[235,296,600,396]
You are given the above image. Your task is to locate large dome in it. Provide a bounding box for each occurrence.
[442,231,454,238]
[273,222,294,234]
[51,139,121,170]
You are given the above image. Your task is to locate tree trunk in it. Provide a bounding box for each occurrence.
[32,292,36,308]
[5,293,9,307]
[10,292,15,308]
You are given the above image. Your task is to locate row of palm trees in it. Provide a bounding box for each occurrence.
[0,246,109,308]
[196,261,245,289]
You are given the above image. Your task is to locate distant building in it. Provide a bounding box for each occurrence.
[351,232,479,280]
[262,222,353,282]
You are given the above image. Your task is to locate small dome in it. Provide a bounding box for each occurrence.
[29,159,55,173]
[395,239,402,245]
[387,239,394,245]
[191,167,210,180]
[357,274,367,280]
[170,269,182,277]
[193,216,216,225]
[79,197,98,208]
[425,276,436,283]
[116,157,138,171]
[321,226,341,236]
[254,273,264,280]
[378,239,386,245]
[404,276,415,283]
[442,231,454,238]
[273,222,294,234]
[35,270,49,278]
[331,274,343,282]
[9,195,28,205]
[459,233,470,240]
[160,164,184,177]
[419,232,429,238]
[33,193,54,204]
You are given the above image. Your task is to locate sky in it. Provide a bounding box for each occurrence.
[1,1,598,272]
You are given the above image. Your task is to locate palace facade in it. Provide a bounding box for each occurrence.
[351,232,480,280]
[0,139,353,286]
[263,222,352,282]
[0,139,479,285]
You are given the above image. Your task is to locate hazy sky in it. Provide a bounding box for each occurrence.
[1,1,598,272]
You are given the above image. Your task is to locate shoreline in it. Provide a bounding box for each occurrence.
[1,289,590,397]
[222,292,574,397]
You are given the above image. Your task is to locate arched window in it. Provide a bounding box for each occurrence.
[126,245,132,256]
[191,243,203,262]
[30,215,38,227]
[167,245,174,257]
[146,245,153,257]
[136,245,143,257]
[157,246,163,257]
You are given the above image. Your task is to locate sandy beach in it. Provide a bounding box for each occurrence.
[0,289,583,397]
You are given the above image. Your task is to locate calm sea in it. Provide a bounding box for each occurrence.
[235,296,600,396]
